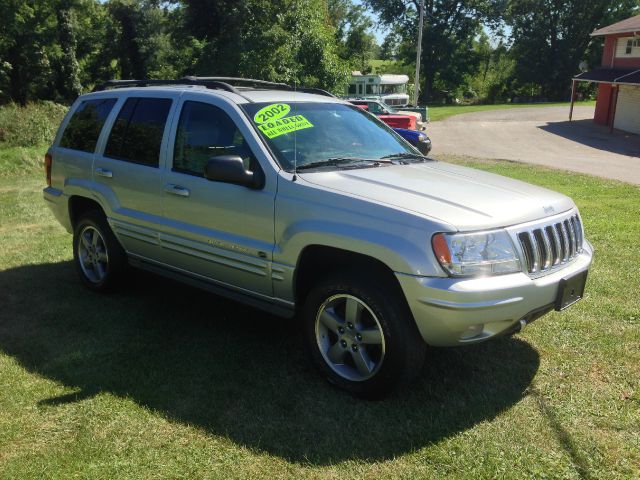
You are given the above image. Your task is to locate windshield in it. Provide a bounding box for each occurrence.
[241,102,413,171]
[381,84,406,94]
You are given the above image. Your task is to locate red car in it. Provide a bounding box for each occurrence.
[352,104,417,130]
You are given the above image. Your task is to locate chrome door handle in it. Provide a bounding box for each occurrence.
[164,184,190,197]
[95,168,113,178]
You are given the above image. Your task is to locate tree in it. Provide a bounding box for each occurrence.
[344,22,377,70]
[0,0,55,104]
[379,32,399,60]
[54,1,83,101]
[328,0,380,70]
[505,0,640,100]
[177,0,350,90]
[365,0,501,102]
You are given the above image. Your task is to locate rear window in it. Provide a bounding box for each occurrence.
[59,98,117,153]
[105,97,172,167]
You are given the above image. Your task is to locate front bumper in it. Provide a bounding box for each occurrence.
[396,242,593,346]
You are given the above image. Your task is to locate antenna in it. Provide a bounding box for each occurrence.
[292,0,300,182]
[293,77,298,181]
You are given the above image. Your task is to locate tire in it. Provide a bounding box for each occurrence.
[302,271,426,398]
[72,210,126,292]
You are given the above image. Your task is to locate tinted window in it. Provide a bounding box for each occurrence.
[105,98,172,167]
[173,101,254,176]
[60,98,116,153]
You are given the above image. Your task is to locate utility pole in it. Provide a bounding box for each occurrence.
[414,0,425,106]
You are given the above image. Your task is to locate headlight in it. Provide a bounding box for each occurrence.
[418,135,429,142]
[432,230,521,277]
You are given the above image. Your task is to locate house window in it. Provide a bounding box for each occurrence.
[626,39,633,54]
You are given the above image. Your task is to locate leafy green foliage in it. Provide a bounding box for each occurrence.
[0,0,351,103]
[0,0,56,105]
[0,102,68,147]
[54,8,83,102]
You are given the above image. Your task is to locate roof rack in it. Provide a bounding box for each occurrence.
[92,76,337,99]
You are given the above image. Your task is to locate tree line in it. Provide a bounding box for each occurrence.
[1,0,639,106]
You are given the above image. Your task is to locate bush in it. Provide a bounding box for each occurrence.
[0,102,69,147]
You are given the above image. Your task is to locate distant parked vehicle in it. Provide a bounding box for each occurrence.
[348,99,426,130]
[353,103,417,130]
[344,73,410,107]
[393,127,432,155]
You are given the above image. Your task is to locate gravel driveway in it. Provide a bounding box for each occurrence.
[427,106,640,184]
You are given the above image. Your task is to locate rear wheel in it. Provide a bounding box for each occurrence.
[73,210,126,292]
[303,272,426,398]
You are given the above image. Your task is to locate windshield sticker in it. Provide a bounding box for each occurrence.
[257,114,314,139]
[254,103,291,124]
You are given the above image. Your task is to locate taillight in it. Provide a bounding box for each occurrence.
[45,153,52,187]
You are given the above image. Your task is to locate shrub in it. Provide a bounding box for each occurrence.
[0,102,69,147]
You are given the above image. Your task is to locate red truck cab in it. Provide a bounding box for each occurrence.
[352,104,417,130]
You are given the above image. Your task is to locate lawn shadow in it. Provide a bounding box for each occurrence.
[0,261,540,464]
[538,119,640,157]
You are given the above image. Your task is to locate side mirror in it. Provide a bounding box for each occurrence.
[204,155,264,189]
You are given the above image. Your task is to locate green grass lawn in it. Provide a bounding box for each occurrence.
[428,101,596,122]
[0,153,638,479]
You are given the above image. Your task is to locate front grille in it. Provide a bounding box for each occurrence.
[517,214,583,275]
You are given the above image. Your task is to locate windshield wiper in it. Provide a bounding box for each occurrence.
[296,157,393,171]
[380,152,432,162]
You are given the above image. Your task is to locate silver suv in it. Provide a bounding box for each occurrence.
[44,77,593,397]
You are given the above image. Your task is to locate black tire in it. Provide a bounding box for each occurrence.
[72,210,127,292]
[302,271,426,398]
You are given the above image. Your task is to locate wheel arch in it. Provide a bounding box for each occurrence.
[68,195,105,228]
[293,245,409,312]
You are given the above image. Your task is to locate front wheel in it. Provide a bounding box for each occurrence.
[302,272,426,398]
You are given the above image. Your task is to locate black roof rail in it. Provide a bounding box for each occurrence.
[93,77,242,94]
[296,87,337,98]
[92,76,337,99]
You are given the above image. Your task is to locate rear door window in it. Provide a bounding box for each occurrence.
[59,98,117,153]
[105,97,172,167]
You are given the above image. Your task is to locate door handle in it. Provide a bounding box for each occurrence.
[164,184,190,197]
[95,168,113,178]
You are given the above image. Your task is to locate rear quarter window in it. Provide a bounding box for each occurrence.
[105,97,172,167]
[59,98,117,153]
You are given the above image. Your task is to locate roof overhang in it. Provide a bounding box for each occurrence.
[574,68,640,86]
[591,15,640,36]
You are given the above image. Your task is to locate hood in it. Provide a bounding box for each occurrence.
[397,110,422,122]
[300,161,575,231]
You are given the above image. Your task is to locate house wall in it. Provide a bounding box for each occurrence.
[601,33,640,68]
[602,36,617,66]
[594,83,614,125]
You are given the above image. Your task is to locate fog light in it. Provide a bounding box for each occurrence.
[460,324,484,340]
